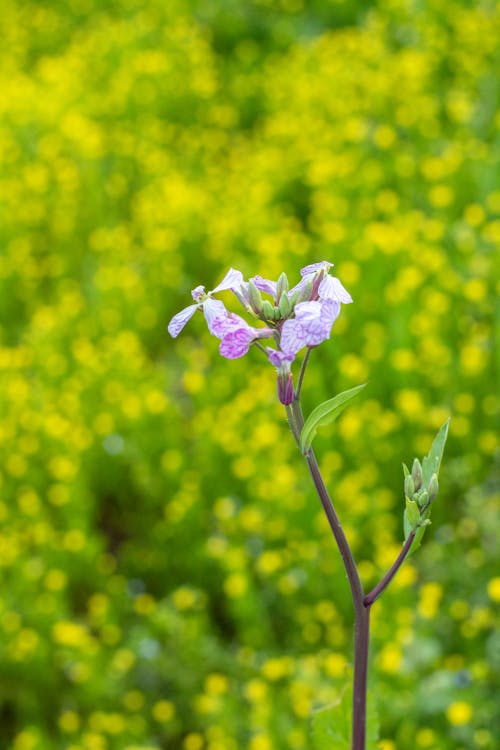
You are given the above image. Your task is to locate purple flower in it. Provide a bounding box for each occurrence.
[212,314,273,359]
[168,268,244,338]
[280,299,341,355]
[297,260,352,305]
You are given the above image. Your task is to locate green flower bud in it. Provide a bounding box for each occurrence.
[276,272,289,301]
[404,474,415,499]
[296,279,313,304]
[273,306,282,321]
[247,280,263,315]
[278,291,291,317]
[416,490,429,508]
[411,458,423,491]
[428,473,439,501]
[262,300,275,319]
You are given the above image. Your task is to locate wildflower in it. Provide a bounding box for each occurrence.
[280,299,341,356]
[167,268,243,337]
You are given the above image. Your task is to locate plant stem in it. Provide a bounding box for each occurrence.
[363,530,415,607]
[287,399,368,750]
[295,347,312,401]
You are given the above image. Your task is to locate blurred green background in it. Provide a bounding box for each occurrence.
[0,0,499,749]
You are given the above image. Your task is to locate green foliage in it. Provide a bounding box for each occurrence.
[300,383,367,454]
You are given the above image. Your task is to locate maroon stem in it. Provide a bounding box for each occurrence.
[288,399,368,750]
[363,531,415,607]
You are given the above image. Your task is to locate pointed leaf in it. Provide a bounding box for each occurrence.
[421,418,450,486]
[300,383,367,454]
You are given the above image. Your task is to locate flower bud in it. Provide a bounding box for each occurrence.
[404,474,415,499]
[295,279,313,304]
[276,272,289,301]
[411,458,423,491]
[273,306,282,321]
[247,280,263,315]
[277,371,294,405]
[262,300,275,320]
[416,490,429,508]
[428,473,439,502]
[278,291,291,317]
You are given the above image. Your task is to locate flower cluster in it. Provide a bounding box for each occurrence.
[168,262,352,404]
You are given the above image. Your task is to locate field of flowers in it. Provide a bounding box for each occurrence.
[0,0,499,748]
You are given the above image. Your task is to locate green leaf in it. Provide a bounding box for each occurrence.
[312,686,379,750]
[300,383,367,454]
[421,418,450,487]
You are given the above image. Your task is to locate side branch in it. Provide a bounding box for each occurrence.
[363,531,415,607]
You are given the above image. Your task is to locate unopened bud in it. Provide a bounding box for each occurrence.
[262,300,275,319]
[428,473,439,501]
[411,458,423,491]
[416,490,429,508]
[278,291,291,317]
[277,371,294,405]
[247,280,263,315]
[276,272,289,301]
[295,279,313,304]
[404,474,415,499]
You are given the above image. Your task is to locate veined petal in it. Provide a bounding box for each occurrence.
[318,275,353,303]
[211,312,250,339]
[202,298,228,334]
[280,319,309,355]
[211,268,244,294]
[267,348,295,368]
[300,260,333,277]
[219,329,254,359]
[251,275,277,298]
[167,304,198,337]
[293,301,322,321]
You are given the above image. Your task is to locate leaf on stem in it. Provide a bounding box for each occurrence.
[300,383,367,454]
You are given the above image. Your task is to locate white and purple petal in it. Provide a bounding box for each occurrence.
[167,304,198,338]
[211,268,244,294]
[300,261,333,277]
[267,348,295,368]
[202,298,229,335]
[219,329,254,359]
[280,318,309,355]
[318,275,353,303]
[251,275,277,298]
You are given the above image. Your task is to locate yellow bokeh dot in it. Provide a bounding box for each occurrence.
[58,711,80,733]
[183,733,204,750]
[249,734,272,750]
[415,728,435,747]
[204,673,229,695]
[223,573,247,598]
[152,700,175,722]
[487,577,500,602]
[446,700,473,725]
[123,691,145,711]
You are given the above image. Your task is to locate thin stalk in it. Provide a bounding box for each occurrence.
[364,531,415,607]
[295,347,312,401]
[287,399,368,750]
